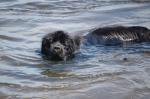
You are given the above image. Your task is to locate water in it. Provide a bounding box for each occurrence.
[0,0,150,99]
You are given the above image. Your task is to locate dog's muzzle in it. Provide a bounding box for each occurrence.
[49,42,66,60]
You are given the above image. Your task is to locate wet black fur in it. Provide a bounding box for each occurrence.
[41,26,150,60]
[41,31,81,60]
[85,26,150,45]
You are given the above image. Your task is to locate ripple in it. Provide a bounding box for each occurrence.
[0,35,23,41]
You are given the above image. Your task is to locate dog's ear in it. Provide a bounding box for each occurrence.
[41,37,51,54]
[74,36,82,49]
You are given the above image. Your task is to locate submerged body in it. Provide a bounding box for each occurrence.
[41,26,150,60]
[85,26,150,45]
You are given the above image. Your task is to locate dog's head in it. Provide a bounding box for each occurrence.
[41,31,80,61]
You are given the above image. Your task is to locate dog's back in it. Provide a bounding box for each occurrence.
[85,26,150,45]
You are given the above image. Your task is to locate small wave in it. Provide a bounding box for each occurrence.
[0,35,23,41]
[0,0,16,3]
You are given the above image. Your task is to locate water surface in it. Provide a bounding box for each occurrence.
[0,0,150,99]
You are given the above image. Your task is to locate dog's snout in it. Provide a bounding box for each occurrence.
[50,41,64,56]
[53,46,62,53]
[54,46,61,50]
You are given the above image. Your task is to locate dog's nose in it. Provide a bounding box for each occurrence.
[53,46,62,53]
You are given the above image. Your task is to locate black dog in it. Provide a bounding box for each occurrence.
[41,31,81,60]
[41,26,150,61]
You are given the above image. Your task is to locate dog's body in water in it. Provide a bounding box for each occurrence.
[41,26,150,61]
[85,26,150,45]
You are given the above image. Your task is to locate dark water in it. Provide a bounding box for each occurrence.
[0,0,150,99]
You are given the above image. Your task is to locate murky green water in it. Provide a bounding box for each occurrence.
[0,0,150,99]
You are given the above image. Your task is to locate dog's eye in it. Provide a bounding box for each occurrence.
[65,40,71,45]
[65,47,69,51]
[60,41,67,46]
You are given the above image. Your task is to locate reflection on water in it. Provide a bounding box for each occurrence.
[0,0,150,99]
